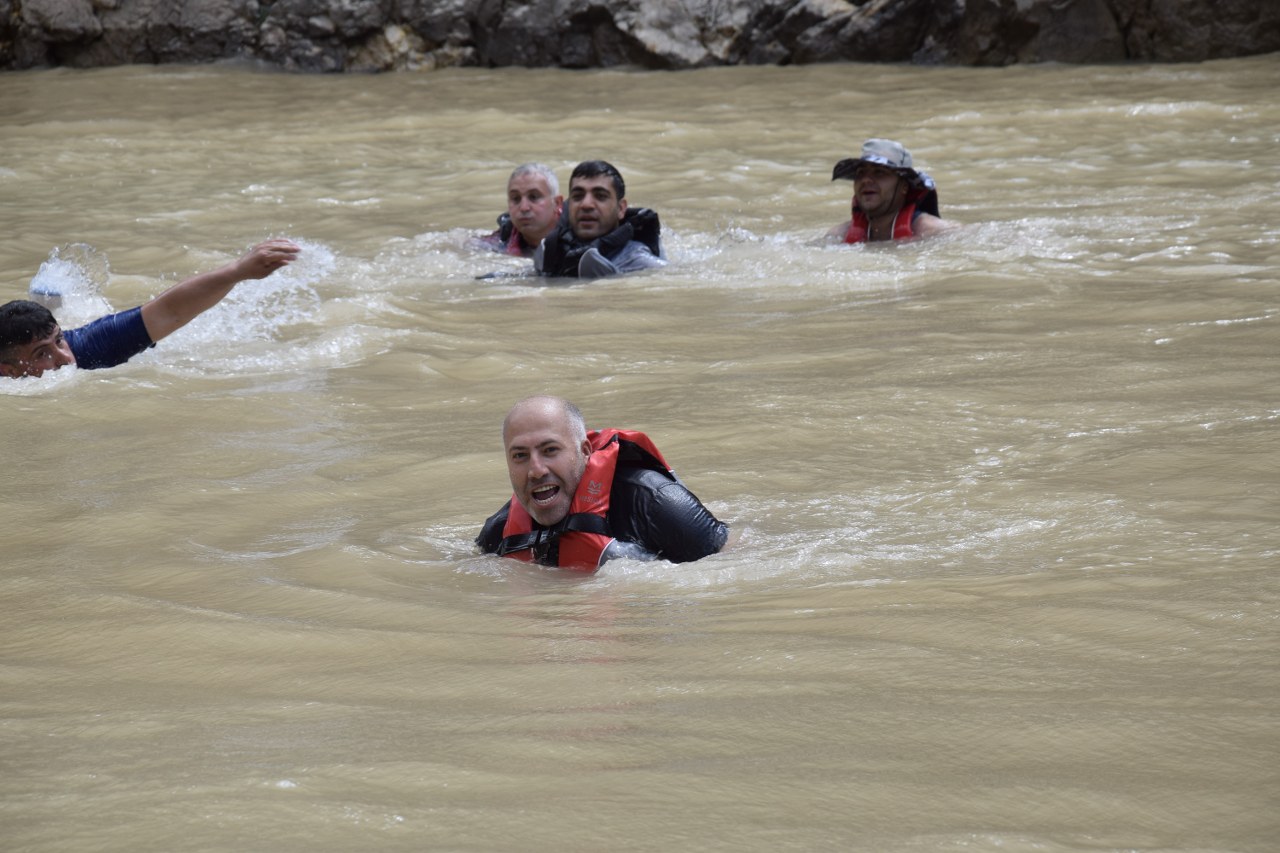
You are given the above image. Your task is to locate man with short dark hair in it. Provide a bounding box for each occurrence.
[535,160,666,278]
[827,139,956,243]
[0,239,299,378]
[476,395,728,571]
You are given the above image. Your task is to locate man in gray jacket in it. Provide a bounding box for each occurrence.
[535,160,666,279]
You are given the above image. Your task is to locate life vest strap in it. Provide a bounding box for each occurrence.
[495,512,611,558]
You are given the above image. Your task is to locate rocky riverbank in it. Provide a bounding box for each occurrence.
[4,0,1277,72]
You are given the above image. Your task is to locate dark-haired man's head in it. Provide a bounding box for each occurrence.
[0,300,75,378]
[568,160,627,241]
[570,161,625,199]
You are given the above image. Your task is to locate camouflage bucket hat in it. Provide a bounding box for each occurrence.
[832,138,931,191]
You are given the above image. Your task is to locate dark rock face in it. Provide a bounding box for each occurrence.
[2,0,1277,72]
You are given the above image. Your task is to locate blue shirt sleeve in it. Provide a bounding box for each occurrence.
[64,306,154,370]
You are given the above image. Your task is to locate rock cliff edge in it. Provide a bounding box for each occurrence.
[3,0,1276,72]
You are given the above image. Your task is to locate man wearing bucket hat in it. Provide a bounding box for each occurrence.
[827,139,955,243]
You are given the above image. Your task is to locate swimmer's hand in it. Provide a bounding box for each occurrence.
[141,238,301,342]
[235,239,301,280]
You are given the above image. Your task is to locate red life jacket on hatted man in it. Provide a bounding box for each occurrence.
[843,203,919,243]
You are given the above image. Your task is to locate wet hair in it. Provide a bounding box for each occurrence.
[503,395,588,447]
[0,300,58,361]
[560,398,588,445]
[509,163,560,197]
[570,160,625,200]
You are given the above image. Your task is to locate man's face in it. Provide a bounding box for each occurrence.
[568,175,626,241]
[504,402,591,527]
[854,165,908,219]
[0,325,75,378]
[507,173,562,245]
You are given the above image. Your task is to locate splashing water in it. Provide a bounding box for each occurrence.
[155,238,345,374]
[26,244,114,324]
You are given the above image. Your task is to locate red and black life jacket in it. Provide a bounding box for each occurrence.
[502,228,525,256]
[843,182,940,244]
[843,203,919,243]
[493,213,534,257]
[496,429,673,572]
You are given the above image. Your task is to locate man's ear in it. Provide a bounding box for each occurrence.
[580,438,592,457]
[0,361,23,379]
[618,198,628,217]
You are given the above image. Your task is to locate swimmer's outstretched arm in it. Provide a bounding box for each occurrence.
[140,238,300,342]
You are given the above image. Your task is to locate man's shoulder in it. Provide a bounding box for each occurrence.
[613,464,676,492]
[66,306,140,335]
[608,464,728,563]
[608,465,698,519]
[65,305,154,370]
[476,499,513,552]
[473,229,506,252]
[907,212,959,239]
[65,306,148,353]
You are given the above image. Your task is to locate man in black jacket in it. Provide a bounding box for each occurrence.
[476,396,728,570]
[535,161,666,279]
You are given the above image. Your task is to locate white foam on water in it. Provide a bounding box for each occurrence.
[26,243,114,324]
